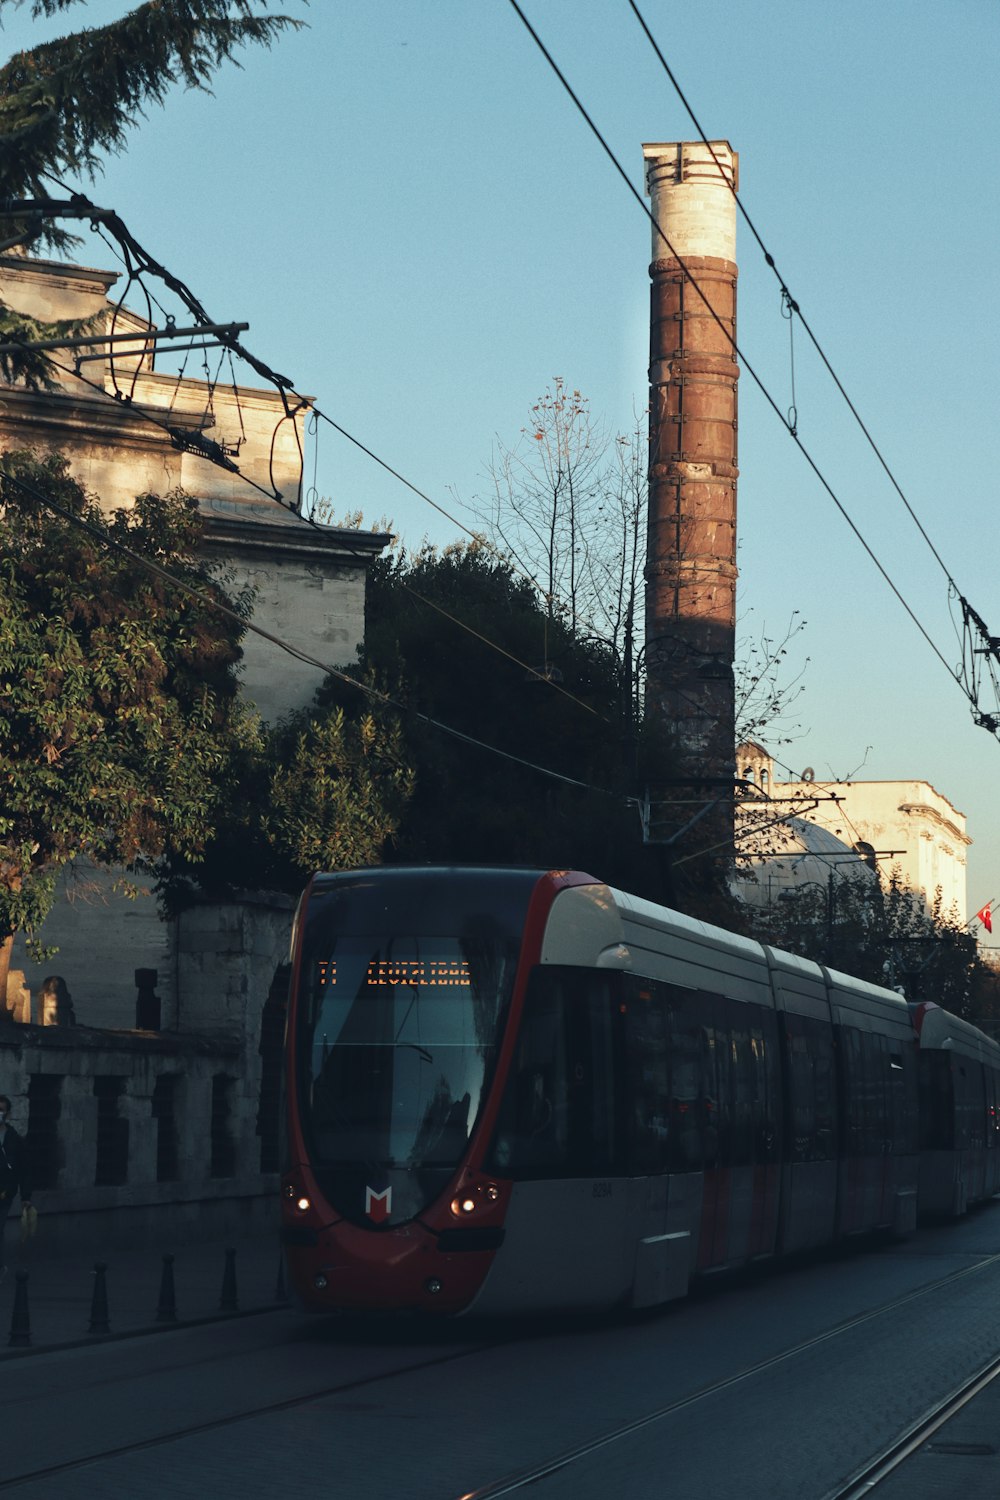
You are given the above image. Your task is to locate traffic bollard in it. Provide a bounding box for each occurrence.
[156,1253,177,1323]
[274,1252,289,1305]
[8,1270,30,1348]
[219,1247,238,1312]
[89,1261,110,1335]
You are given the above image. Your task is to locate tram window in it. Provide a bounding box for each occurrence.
[783,1015,835,1163]
[750,1015,781,1163]
[715,1017,734,1167]
[623,980,670,1174]
[918,1052,953,1149]
[987,1069,1000,1146]
[487,969,618,1180]
[863,1033,888,1156]
[701,1024,720,1169]
[970,1061,986,1149]
[886,1046,918,1155]
[789,1034,816,1159]
[840,1026,865,1157]
[812,1027,835,1159]
[667,1009,704,1171]
[730,1020,754,1165]
[494,980,571,1174]
[953,1062,971,1151]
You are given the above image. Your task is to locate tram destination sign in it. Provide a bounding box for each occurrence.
[316,959,472,989]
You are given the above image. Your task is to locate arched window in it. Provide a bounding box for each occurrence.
[855,840,877,873]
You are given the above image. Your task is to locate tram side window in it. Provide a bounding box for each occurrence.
[840,1026,865,1157]
[987,1067,1000,1147]
[863,1032,889,1155]
[917,1051,953,1150]
[953,1061,973,1151]
[487,969,616,1180]
[782,1015,835,1163]
[751,1016,781,1163]
[623,980,670,1174]
[729,1016,754,1165]
[667,1006,704,1171]
[886,1044,919,1156]
[701,1022,721,1169]
[969,1060,986,1150]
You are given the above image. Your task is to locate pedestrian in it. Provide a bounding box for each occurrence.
[0,1094,33,1281]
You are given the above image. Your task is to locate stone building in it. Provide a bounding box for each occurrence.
[733,741,970,924]
[0,254,388,1242]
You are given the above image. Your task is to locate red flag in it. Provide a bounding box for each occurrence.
[977,903,993,933]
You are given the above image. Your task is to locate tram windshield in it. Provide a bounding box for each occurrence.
[296,869,537,1222]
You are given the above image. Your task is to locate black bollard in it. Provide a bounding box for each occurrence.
[156,1253,177,1323]
[219,1247,238,1313]
[274,1252,289,1305]
[89,1261,110,1335]
[8,1270,31,1348]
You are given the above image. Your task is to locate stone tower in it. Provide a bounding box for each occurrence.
[643,141,739,859]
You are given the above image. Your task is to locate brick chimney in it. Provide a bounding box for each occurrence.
[643,140,739,860]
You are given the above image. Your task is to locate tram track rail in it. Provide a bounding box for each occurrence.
[0,1332,497,1493]
[2,1248,1000,1494]
[823,1352,1000,1499]
[457,1249,1000,1500]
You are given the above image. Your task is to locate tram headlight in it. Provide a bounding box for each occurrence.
[450,1181,502,1218]
[296,1196,311,1213]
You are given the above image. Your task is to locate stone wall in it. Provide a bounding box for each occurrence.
[0,895,294,1250]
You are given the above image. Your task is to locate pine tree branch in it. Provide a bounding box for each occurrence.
[0,2,303,238]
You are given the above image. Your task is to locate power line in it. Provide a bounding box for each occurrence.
[0,462,623,803]
[626,0,957,588]
[20,339,612,727]
[505,1,962,698]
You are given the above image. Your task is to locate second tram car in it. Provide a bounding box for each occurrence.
[281,866,1000,1315]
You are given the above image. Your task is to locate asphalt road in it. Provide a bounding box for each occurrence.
[4,1206,1000,1499]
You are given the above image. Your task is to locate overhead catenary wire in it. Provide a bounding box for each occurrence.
[30,346,611,725]
[2,188,961,867]
[625,0,957,589]
[504,0,959,695]
[8,185,643,665]
[0,463,622,803]
[9,276,617,729]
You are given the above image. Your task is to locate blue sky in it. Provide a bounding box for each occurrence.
[4,1,999,912]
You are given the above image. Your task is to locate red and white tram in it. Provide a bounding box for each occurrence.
[280,866,1000,1316]
[911,1000,1000,1217]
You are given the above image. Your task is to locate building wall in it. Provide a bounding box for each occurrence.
[2,254,388,1028]
[734,744,970,922]
[0,896,292,1250]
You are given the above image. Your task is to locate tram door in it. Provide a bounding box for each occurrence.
[696,996,781,1271]
[485,970,629,1310]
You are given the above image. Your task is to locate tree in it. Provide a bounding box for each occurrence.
[0,448,252,994]
[473,383,813,912]
[159,701,415,909]
[0,0,301,383]
[475,379,645,667]
[322,540,670,899]
[746,866,987,1019]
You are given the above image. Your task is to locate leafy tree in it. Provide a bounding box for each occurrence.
[320,540,672,900]
[473,383,811,908]
[1,449,414,986]
[0,0,301,382]
[745,867,987,1018]
[0,447,252,993]
[159,701,415,908]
